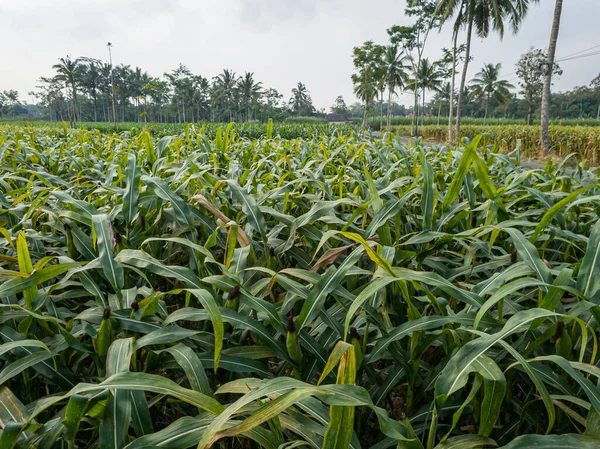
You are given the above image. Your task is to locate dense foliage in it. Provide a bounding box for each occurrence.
[393,124,600,162]
[0,121,355,140]
[17,59,318,123]
[356,116,600,129]
[2,125,600,449]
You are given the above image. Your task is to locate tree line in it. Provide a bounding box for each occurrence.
[6,50,320,125]
[351,0,596,155]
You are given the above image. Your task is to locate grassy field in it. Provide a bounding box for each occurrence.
[1,124,600,448]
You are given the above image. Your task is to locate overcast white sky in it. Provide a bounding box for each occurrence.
[1,0,599,109]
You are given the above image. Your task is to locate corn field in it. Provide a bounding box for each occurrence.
[394,125,600,163]
[2,123,600,449]
[1,121,356,141]
[364,117,600,130]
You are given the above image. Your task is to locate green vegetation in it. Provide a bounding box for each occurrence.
[2,124,600,448]
[353,116,600,129]
[351,0,600,146]
[0,120,354,140]
[283,116,328,124]
[393,124,600,162]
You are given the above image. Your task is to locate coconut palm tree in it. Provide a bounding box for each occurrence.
[469,63,514,123]
[289,82,313,116]
[80,59,101,122]
[53,56,84,123]
[435,0,539,140]
[382,45,410,131]
[540,0,563,156]
[128,67,150,122]
[238,72,263,122]
[414,58,444,128]
[352,75,377,132]
[433,82,453,125]
[213,69,239,122]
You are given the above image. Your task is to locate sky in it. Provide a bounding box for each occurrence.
[0,0,599,110]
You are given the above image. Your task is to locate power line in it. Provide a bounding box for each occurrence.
[555,44,600,62]
[556,50,600,63]
[494,44,600,81]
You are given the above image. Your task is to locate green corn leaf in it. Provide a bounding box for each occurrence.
[475,356,506,437]
[442,136,481,210]
[141,175,194,226]
[421,154,435,231]
[497,434,600,449]
[434,434,496,449]
[322,346,357,449]
[0,386,29,427]
[62,394,89,442]
[163,343,211,394]
[0,262,82,298]
[187,288,224,371]
[130,390,154,437]
[530,185,595,243]
[123,152,141,225]
[92,214,124,292]
[229,180,268,246]
[30,372,224,419]
[504,227,552,284]
[295,246,364,332]
[16,232,37,309]
[436,309,559,400]
[577,220,600,299]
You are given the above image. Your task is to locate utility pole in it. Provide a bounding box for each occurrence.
[107,42,117,130]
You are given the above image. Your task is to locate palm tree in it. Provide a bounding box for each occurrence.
[149,79,170,122]
[382,45,409,131]
[469,63,514,123]
[53,56,84,123]
[289,82,313,116]
[129,67,151,122]
[80,59,101,122]
[540,0,563,156]
[97,63,113,122]
[414,58,443,128]
[434,82,453,125]
[113,65,133,122]
[352,75,377,132]
[238,72,263,122]
[436,0,539,140]
[440,44,466,141]
[213,69,239,122]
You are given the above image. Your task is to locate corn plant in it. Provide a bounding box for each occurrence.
[1,125,600,449]
[394,124,600,163]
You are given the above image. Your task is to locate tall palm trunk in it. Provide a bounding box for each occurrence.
[456,19,473,141]
[527,95,533,125]
[448,28,458,143]
[387,89,392,131]
[379,92,384,130]
[597,101,600,121]
[541,0,563,156]
[484,95,489,125]
[70,80,79,123]
[422,91,426,130]
[413,84,419,137]
[361,100,368,132]
[437,100,442,126]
